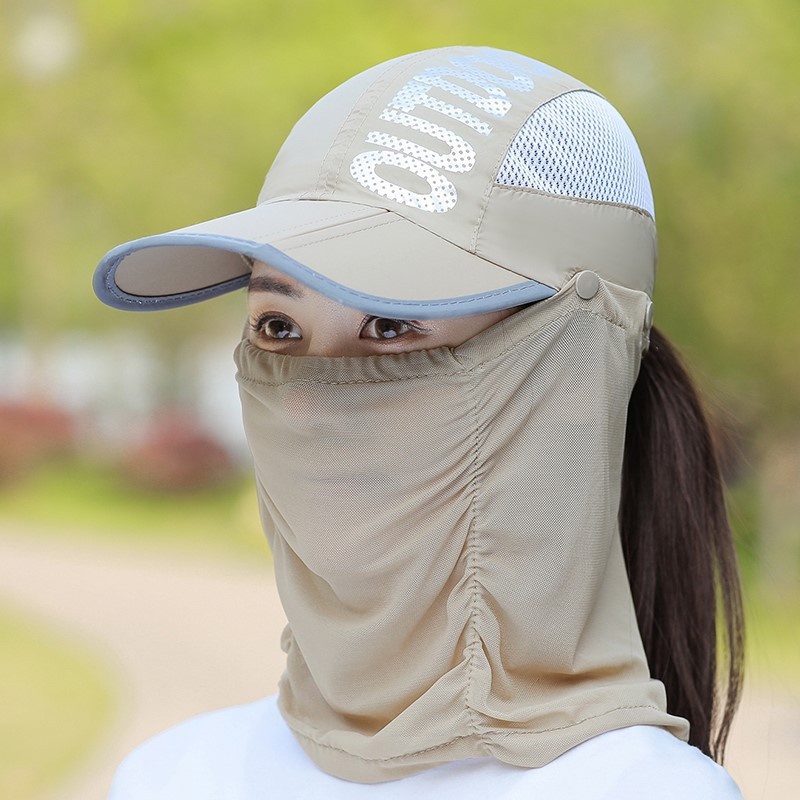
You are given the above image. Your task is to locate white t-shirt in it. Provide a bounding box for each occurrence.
[109,695,742,799]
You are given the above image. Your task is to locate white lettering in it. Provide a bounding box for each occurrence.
[349,51,541,213]
[450,53,546,89]
[349,150,457,213]
[415,69,513,117]
[371,109,477,173]
[389,80,491,135]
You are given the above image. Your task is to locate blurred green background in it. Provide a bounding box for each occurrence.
[1,1,798,798]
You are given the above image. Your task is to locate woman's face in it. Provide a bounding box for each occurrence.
[247,261,518,357]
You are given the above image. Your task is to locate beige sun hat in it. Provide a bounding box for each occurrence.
[93,45,656,318]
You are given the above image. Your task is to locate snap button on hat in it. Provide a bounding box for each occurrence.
[575,270,600,300]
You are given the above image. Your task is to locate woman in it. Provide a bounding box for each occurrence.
[95,46,744,798]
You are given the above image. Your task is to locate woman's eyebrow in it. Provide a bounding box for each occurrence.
[248,275,304,298]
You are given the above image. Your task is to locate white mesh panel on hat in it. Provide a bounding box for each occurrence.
[496,90,655,218]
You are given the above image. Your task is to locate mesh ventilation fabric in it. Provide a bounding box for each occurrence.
[496,90,655,218]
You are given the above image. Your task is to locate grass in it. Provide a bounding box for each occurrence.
[0,605,115,800]
[0,459,269,560]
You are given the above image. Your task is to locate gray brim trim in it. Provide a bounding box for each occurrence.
[93,233,556,318]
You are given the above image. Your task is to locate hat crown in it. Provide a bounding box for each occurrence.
[259,46,653,219]
[257,45,656,297]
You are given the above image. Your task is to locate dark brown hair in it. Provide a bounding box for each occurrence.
[620,326,745,763]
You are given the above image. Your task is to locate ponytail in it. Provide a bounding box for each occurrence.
[620,326,745,763]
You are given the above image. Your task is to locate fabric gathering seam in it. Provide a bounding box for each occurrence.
[288,728,477,762]
[472,705,670,738]
[461,367,492,741]
[282,702,671,764]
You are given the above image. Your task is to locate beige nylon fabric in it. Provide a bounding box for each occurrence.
[234,274,689,783]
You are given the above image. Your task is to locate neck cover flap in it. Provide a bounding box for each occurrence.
[235,275,689,783]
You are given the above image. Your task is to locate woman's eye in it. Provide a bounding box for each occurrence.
[255,315,302,340]
[360,317,416,341]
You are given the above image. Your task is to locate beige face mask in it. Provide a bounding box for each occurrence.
[234,273,689,784]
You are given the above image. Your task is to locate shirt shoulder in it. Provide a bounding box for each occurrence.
[108,696,283,800]
[567,726,744,800]
[108,703,742,800]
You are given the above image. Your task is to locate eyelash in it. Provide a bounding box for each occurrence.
[251,312,298,339]
[357,314,428,340]
[250,312,428,342]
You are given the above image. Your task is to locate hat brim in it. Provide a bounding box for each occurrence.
[93,199,556,319]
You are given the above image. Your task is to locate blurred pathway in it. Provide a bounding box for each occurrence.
[0,527,287,800]
[0,526,797,800]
